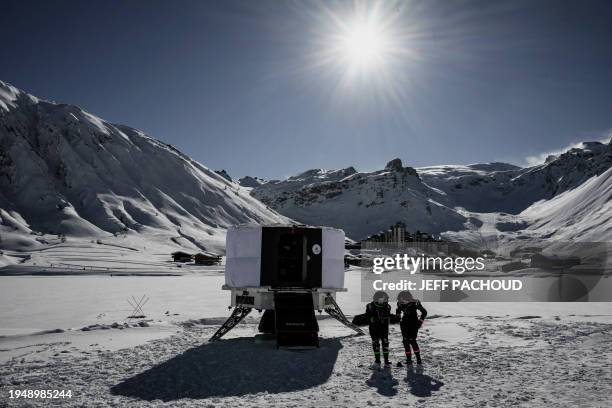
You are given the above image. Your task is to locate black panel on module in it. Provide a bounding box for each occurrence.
[260,226,323,288]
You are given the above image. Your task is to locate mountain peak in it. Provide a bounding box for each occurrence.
[384,158,419,178]
[215,169,232,182]
[0,80,287,252]
[238,176,265,188]
[0,80,23,111]
[341,166,357,176]
[385,158,403,171]
[544,155,558,164]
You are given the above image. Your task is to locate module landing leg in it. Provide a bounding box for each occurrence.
[324,295,365,335]
[209,306,252,341]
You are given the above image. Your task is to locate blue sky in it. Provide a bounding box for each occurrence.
[1,0,611,179]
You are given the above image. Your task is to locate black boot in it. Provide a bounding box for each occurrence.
[382,339,390,365]
[409,340,422,365]
[372,339,381,365]
[404,350,413,365]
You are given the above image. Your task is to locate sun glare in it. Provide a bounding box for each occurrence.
[303,1,420,107]
[340,19,389,70]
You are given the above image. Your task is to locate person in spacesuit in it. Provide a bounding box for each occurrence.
[395,291,427,366]
[365,291,392,367]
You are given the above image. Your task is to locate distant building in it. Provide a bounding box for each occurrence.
[171,251,193,263]
[364,222,407,243]
[391,222,406,242]
[361,222,441,245]
[414,230,431,242]
[194,252,222,265]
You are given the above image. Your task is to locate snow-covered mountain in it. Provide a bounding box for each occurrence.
[2,79,611,252]
[419,142,612,214]
[251,158,468,239]
[250,141,612,241]
[0,80,288,253]
[520,165,612,241]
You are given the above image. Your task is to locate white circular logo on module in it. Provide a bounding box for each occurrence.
[312,244,321,255]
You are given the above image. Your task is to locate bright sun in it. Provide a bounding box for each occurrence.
[313,2,415,94]
[340,19,389,70]
[337,15,390,71]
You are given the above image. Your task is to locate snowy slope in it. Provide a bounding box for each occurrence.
[252,159,467,240]
[0,80,288,254]
[520,166,612,241]
[434,165,612,253]
[417,163,524,213]
[418,141,612,213]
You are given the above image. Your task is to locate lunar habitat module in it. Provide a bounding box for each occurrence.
[210,224,364,347]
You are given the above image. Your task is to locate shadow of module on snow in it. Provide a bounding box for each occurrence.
[110,336,343,401]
